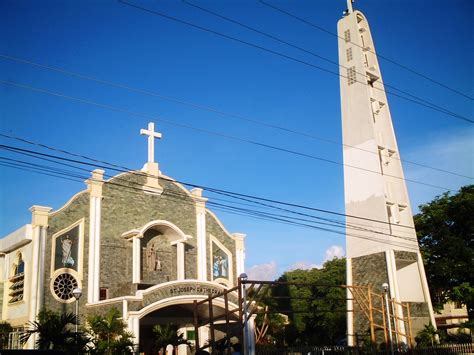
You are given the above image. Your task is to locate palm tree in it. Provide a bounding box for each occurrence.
[0,321,12,349]
[20,309,88,351]
[153,324,190,354]
[87,307,135,354]
[415,322,438,347]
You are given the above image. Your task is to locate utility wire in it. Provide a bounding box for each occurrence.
[181,0,468,123]
[0,153,419,251]
[258,0,474,101]
[0,132,413,236]
[117,0,473,124]
[0,80,456,192]
[0,139,420,232]
[1,54,470,180]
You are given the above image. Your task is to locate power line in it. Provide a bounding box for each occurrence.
[117,0,473,124]
[0,80,456,192]
[1,54,470,180]
[0,139,420,232]
[0,132,415,237]
[258,0,474,101]
[0,152,419,251]
[181,0,469,124]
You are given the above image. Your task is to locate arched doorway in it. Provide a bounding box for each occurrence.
[135,296,240,355]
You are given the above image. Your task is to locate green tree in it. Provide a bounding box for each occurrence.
[414,185,474,319]
[0,321,12,349]
[87,307,135,354]
[273,257,346,345]
[152,324,190,354]
[20,309,88,351]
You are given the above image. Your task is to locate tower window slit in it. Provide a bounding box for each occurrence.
[346,47,353,62]
[344,29,351,43]
[347,66,356,85]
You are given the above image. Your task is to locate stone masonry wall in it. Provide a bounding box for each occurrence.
[100,173,197,298]
[45,190,90,315]
[206,213,237,285]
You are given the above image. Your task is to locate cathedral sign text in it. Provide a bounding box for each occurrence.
[142,282,238,307]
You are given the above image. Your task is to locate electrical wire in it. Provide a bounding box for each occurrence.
[258,0,474,101]
[0,80,456,193]
[0,141,422,244]
[1,54,470,180]
[117,0,473,124]
[0,138,424,231]
[181,0,469,123]
[0,132,421,237]
[0,153,419,251]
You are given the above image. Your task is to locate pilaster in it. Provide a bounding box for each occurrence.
[28,205,52,348]
[191,188,208,281]
[233,233,246,276]
[132,235,142,284]
[86,169,104,303]
[177,242,185,280]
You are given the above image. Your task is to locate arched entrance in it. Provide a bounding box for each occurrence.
[125,282,241,354]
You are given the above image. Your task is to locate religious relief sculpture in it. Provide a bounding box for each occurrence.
[146,242,162,272]
[213,246,229,279]
[54,225,79,271]
[61,235,75,267]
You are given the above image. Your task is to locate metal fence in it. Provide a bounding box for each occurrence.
[256,343,474,355]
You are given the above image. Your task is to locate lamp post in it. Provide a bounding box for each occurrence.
[240,273,248,355]
[72,288,82,343]
[382,283,394,355]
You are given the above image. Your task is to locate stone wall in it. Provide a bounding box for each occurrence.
[351,252,388,340]
[206,214,237,285]
[41,171,238,318]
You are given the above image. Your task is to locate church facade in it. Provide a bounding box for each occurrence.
[0,123,246,353]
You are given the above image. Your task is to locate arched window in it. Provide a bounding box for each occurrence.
[9,253,25,304]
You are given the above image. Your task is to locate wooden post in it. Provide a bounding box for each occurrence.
[406,303,414,350]
[224,292,231,352]
[209,295,215,353]
[367,287,376,352]
[238,277,243,343]
[193,300,200,350]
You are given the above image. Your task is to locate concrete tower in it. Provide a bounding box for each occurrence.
[337,1,436,345]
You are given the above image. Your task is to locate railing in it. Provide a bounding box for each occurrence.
[255,343,474,355]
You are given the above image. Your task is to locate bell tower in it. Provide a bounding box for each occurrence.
[337,4,436,345]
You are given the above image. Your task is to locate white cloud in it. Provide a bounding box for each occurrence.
[247,261,278,281]
[288,261,321,271]
[287,245,345,272]
[325,245,345,261]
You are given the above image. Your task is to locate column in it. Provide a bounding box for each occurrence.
[28,205,52,349]
[127,316,140,353]
[386,250,407,344]
[233,233,246,277]
[177,242,185,280]
[346,257,354,346]
[248,315,257,355]
[132,235,142,284]
[191,188,208,281]
[86,169,104,303]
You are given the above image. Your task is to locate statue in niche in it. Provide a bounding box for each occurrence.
[61,235,75,267]
[146,242,162,271]
[213,251,228,279]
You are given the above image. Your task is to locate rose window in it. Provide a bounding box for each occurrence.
[53,273,78,301]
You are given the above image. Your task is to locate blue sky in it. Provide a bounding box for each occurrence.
[1,0,473,280]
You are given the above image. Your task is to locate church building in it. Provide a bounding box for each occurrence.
[0,122,246,353]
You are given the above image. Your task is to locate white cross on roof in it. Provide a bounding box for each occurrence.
[140,122,162,164]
